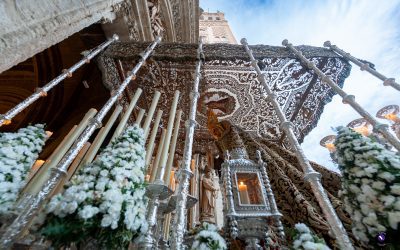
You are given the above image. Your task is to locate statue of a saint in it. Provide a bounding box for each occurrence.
[200,169,218,224]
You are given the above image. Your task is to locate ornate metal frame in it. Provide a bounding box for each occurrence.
[221,149,284,248]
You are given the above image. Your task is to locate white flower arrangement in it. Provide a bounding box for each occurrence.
[335,127,400,245]
[0,124,46,215]
[291,223,331,250]
[191,222,227,250]
[42,125,148,248]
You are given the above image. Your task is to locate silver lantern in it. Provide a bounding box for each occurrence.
[221,148,284,249]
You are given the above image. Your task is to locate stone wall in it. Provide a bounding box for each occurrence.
[0,0,124,73]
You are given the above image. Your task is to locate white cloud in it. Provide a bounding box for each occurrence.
[201,0,400,171]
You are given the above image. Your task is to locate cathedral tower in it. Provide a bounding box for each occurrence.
[199,11,237,44]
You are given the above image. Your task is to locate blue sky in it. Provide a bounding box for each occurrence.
[200,0,400,171]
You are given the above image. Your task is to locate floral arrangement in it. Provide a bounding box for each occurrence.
[335,127,400,246]
[290,223,330,250]
[0,124,46,215]
[41,125,148,249]
[191,222,227,250]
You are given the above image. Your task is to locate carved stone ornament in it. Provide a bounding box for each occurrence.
[98,42,351,153]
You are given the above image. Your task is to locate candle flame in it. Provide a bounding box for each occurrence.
[353,126,371,136]
[240,181,244,185]
[384,113,400,122]
[0,119,12,126]
[325,143,336,153]
[45,131,53,138]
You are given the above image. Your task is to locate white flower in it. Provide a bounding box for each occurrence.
[295,223,311,234]
[394,200,400,211]
[65,201,78,214]
[293,239,302,248]
[302,241,317,250]
[362,212,377,225]
[378,172,395,182]
[371,181,386,191]
[0,124,46,215]
[380,195,395,207]
[388,212,400,229]
[390,184,400,195]
[78,205,99,220]
[44,125,148,246]
[299,233,313,242]
[349,184,360,193]
[101,215,113,227]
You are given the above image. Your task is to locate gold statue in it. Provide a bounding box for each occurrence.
[207,109,229,140]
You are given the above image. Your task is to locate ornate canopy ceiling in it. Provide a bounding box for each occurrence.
[98,43,351,154]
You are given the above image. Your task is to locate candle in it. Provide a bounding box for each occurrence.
[325,143,336,153]
[135,108,145,126]
[143,91,161,140]
[157,90,180,182]
[190,159,196,196]
[163,213,172,241]
[145,110,163,166]
[169,170,176,191]
[45,131,53,139]
[150,129,166,182]
[52,142,91,195]
[384,113,400,123]
[110,88,142,142]
[24,108,97,196]
[353,125,371,136]
[82,105,122,166]
[163,109,182,183]
[238,181,250,204]
[28,160,45,181]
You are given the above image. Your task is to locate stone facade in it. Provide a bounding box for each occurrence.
[0,0,126,74]
[199,11,237,44]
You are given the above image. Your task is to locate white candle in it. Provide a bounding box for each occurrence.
[163,109,182,183]
[110,88,142,142]
[143,91,161,139]
[238,181,250,204]
[82,105,122,165]
[163,213,172,241]
[145,110,163,166]
[150,129,166,183]
[157,90,180,181]
[28,160,45,181]
[135,108,145,126]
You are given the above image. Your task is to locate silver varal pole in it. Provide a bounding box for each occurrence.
[324,41,400,91]
[241,38,354,250]
[283,39,400,152]
[0,36,162,248]
[0,35,119,127]
[170,39,203,250]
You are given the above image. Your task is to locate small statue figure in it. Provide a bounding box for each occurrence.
[200,169,218,224]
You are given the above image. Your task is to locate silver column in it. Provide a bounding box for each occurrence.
[283,39,400,152]
[170,39,204,250]
[0,35,119,127]
[241,38,354,250]
[324,41,400,91]
[0,36,162,249]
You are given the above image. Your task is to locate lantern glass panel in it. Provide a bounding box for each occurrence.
[236,172,263,205]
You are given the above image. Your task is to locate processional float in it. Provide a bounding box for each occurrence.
[2,33,400,250]
[0,35,162,248]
